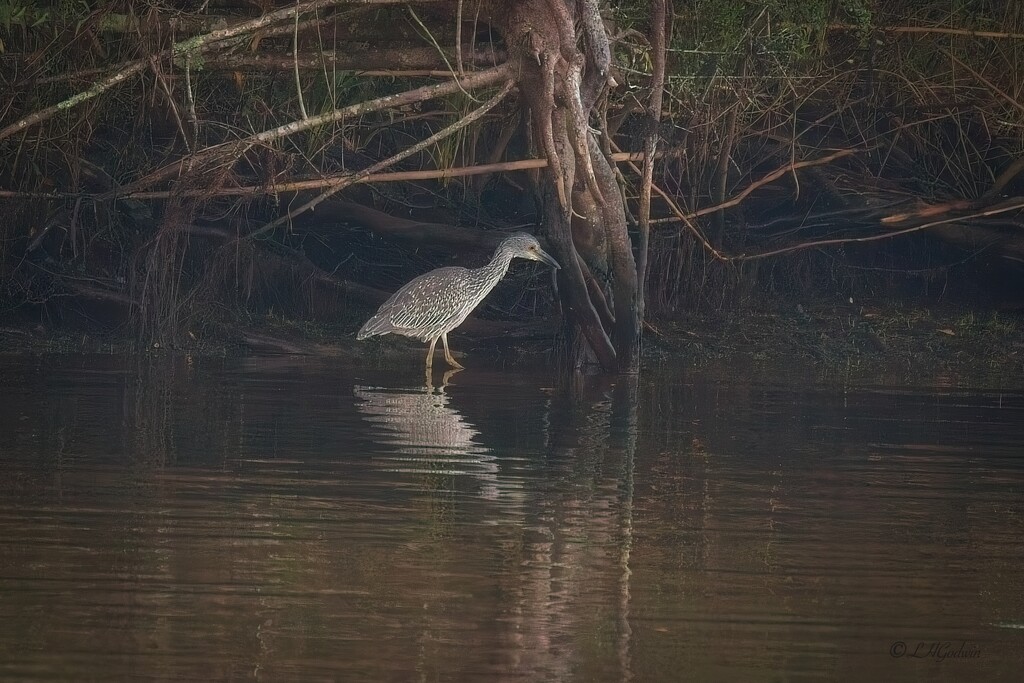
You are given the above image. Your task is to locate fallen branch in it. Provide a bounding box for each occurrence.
[246,79,515,240]
[111,151,648,199]
[198,46,504,73]
[0,59,151,142]
[108,62,514,198]
[734,199,1024,261]
[983,156,1024,201]
[649,148,857,224]
[880,199,973,224]
[830,23,1024,41]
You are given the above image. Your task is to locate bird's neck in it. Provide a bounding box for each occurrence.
[478,247,514,281]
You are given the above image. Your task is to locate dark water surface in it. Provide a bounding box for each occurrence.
[1,354,1022,681]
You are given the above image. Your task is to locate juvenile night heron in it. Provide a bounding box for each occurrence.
[357,232,560,369]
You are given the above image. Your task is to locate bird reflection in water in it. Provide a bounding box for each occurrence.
[353,369,501,499]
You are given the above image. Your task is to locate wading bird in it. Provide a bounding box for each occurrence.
[357,233,560,369]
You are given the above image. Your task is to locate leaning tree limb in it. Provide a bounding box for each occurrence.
[0,0,427,142]
[106,63,513,199]
[246,79,515,240]
[0,59,150,142]
[735,199,1024,261]
[543,188,619,370]
[546,0,604,209]
[14,45,504,88]
[829,23,1024,41]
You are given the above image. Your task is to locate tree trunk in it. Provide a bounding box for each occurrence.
[492,0,641,372]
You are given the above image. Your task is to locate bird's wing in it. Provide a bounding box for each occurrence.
[374,267,473,336]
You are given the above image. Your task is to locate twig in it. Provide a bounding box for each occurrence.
[455,0,465,76]
[944,50,1024,117]
[649,148,857,223]
[294,1,309,120]
[152,60,192,153]
[183,56,199,152]
[608,139,727,261]
[407,5,475,101]
[245,79,515,240]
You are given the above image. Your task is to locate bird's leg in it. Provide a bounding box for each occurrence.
[426,337,438,370]
[441,333,464,369]
[441,368,460,388]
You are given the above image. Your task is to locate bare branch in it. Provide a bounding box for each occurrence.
[830,23,1024,41]
[944,50,1024,117]
[0,59,149,142]
[110,151,647,200]
[245,79,515,240]
[735,199,1024,261]
[0,0,435,142]
[648,148,858,224]
[108,63,513,198]
[0,154,658,203]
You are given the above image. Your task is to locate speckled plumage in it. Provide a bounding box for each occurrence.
[357,233,560,369]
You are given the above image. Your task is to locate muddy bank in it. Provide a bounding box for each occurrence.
[2,298,1021,385]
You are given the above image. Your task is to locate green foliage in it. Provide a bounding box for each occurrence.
[0,0,47,52]
[685,0,872,60]
[0,0,111,52]
[0,0,101,32]
[605,0,872,106]
[841,0,873,36]
[0,2,51,32]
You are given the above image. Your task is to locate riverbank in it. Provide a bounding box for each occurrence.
[2,299,1021,382]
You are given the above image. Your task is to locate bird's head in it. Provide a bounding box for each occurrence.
[501,232,560,270]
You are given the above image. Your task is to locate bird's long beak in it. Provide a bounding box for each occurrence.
[533,247,561,270]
